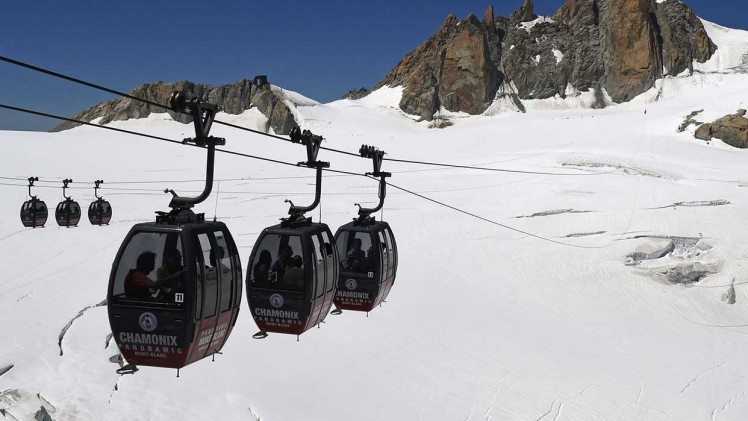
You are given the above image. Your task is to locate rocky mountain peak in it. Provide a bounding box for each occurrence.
[53,78,300,135]
[511,0,537,23]
[483,5,496,27]
[375,0,717,121]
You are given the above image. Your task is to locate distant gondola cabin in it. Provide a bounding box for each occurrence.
[20,199,48,228]
[246,222,338,336]
[88,199,112,225]
[55,199,81,227]
[333,221,398,312]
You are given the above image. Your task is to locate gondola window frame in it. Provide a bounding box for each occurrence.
[384,228,397,276]
[213,229,235,313]
[320,230,336,292]
[311,234,325,298]
[377,230,388,283]
[196,232,219,319]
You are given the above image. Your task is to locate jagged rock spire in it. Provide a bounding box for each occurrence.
[511,0,537,23]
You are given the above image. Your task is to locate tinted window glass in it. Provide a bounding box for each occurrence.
[335,231,350,267]
[198,233,217,318]
[213,230,234,312]
[321,231,336,292]
[112,231,185,308]
[384,229,396,277]
[250,234,304,292]
[312,235,324,297]
[378,231,388,279]
[342,231,373,274]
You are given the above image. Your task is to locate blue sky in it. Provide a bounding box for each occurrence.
[1,0,746,131]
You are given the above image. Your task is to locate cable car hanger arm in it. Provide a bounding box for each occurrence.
[27,176,39,199]
[356,145,391,221]
[164,92,226,210]
[285,127,329,220]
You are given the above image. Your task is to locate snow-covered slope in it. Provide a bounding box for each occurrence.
[4,22,748,421]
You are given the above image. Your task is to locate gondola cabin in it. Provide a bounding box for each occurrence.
[88,199,112,225]
[55,179,81,227]
[333,221,398,312]
[107,221,242,369]
[55,199,81,227]
[20,198,48,228]
[246,221,338,336]
[89,180,112,225]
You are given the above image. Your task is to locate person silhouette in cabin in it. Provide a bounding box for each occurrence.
[254,249,273,284]
[345,238,366,272]
[125,251,158,299]
[157,248,184,299]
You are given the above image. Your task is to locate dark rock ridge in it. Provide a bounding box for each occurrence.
[53,79,300,135]
[695,109,748,148]
[343,87,371,100]
[375,0,717,120]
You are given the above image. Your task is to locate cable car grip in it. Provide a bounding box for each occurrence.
[284,127,329,223]
[27,176,39,199]
[356,145,391,223]
[94,179,104,200]
[62,179,73,200]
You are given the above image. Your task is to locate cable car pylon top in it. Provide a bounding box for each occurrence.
[355,145,391,224]
[27,176,39,199]
[61,179,73,200]
[158,91,226,225]
[283,127,329,224]
[93,179,104,199]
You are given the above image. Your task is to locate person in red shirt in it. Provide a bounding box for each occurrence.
[124,251,158,299]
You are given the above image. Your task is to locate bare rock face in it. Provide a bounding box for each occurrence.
[52,79,299,135]
[376,14,502,119]
[655,0,717,76]
[510,0,537,23]
[695,110,748,148]
[598,0,663,103]
[343,87,371,100]
[375,0,716,120]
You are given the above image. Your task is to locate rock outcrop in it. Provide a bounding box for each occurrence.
[375,0,716,120]
[53,78,300,135]
[343,88,371,100]
[694,109,748,148]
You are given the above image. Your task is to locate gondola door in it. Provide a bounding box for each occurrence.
[319,231,338,318]
[334,229,382,312]
[186,232,221,364]
[380,226,397,302]
[206,229,241,355]
[307,232,337,327]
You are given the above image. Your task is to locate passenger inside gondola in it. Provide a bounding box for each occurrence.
[253,250,272,285]
[271,245,293,280]
[124,251,159,299]
[345,239,366,272]
[205,247,230,280]
[284,255,304,289]
[157,248,184,298]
